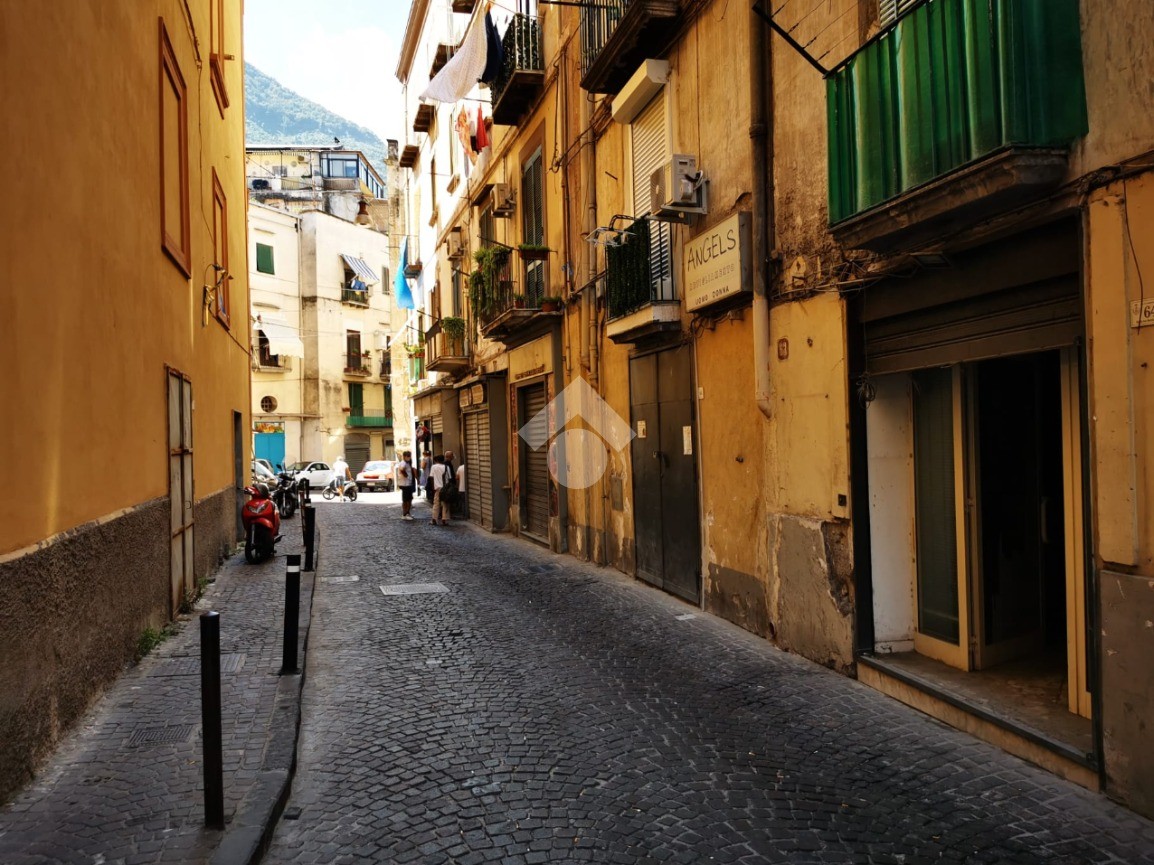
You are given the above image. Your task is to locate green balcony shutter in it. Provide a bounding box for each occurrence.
[256,242,275,274]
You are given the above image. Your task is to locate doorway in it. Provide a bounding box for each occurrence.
[518,382,550,540]
[167,370,194,617]
[871,347,1090,734]
[629,347,701,604]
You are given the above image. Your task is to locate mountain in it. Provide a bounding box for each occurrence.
[245,63,389,177]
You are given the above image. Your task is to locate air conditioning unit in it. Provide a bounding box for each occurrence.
[492,182,516,217]
[650,155,708,223]
[251,178,271,190]
[446,229,464,259]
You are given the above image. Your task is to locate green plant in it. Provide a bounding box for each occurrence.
[541,295,563,304]
[441,316,467,340]
[469,246,512,322]
[135,623,176,661]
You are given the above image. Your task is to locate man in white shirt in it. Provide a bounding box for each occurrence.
[330,455,350,502]
[428,454,450,526]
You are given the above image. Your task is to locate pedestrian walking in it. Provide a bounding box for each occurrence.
[396,450,416,521]
[419,450,434,505]
[330,455,351,502]
[428,455,450,526]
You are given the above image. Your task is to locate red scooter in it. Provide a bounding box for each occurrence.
[242,483,281,563]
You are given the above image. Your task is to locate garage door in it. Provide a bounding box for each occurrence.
[521,383,549,538]
[464,410,493,528]
[345,435,370,475]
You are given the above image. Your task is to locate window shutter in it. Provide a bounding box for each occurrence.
[630,95,673,297]
[256,243,275,274]
[881,0,921,26]
[522,149,545,303]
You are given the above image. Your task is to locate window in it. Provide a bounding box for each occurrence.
[257,331,279,366]
[260,395,278,412]
[209,0,229,112]
[382,266,391,294]
[452,268,463,318]
[631,94,674,299]
[324,155,359,178]
[879,0,923,27]
[348,382,364,415]
[346,330,362,368]
[211,169,230,326]
[521,147,545,305]
[256,242,275,274]
[159,20,190,275]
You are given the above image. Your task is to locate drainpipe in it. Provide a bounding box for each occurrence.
[751,3,773,419]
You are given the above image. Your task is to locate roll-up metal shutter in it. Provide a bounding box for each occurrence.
[522,383,550,538]
[464,409,493,529]
[631,95,673,291]
[431,414,444,434]
[864,276,1081,375]
[345,435,370,475]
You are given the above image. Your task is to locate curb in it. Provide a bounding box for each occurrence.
[210,563,317,865]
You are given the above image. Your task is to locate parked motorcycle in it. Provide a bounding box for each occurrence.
[242,483,281,563]
[321,476,358,501]
[270,471,298,519]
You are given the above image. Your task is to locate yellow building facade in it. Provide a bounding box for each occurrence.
[0,0,250,801]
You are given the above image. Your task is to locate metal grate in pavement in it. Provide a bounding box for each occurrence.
[379,582,449,596]
[322,575,361,583]
[152,653,246,676]
[126,724,197,747]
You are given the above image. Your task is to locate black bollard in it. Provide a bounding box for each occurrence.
[281,555,301,674]
[302,505,315,572]
[200,612,224,829]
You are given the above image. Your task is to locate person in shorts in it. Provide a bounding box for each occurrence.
[396,450,416,521]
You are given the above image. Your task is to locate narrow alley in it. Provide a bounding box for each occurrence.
[264,499,1154,865]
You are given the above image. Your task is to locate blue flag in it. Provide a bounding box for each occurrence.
[396,238,414,309]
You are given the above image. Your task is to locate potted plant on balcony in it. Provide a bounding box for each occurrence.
[512,293,527,309]
[518,242,550,262]
[540,295,563,312]
[441,316,467,354]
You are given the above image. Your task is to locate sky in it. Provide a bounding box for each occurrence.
[244,0,411,144]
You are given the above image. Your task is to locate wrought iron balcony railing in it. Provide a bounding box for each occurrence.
[347,410,394,428]
[606,216,676,320]
[580,0,679,94]
[491,14,544,126]
[341,287,369,306]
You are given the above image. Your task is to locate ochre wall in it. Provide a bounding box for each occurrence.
[0,0,250,556]
[1086,171,1154,817]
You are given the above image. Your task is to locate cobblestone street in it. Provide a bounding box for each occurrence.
[265,498,1154,865]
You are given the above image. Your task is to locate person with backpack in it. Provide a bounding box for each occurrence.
[428,454,452,526]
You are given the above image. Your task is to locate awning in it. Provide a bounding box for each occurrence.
[253,318,304,357]
[341,254,379,284]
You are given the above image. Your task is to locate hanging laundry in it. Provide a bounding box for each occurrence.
[475,105,490,151]
[480,12,504,84]
[420,7,488,103]
[396,239,414,309]
[456,108,477,166]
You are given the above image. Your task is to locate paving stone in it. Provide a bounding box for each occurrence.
[262,500,1154,865]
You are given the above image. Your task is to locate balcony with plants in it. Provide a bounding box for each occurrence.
[579,0,680,94]
[343,351,373,377]
[605,215,680,344]
[826,0,1087,252]
[472,244,561,345]
[426,316,471,374]
[491,14,545,126]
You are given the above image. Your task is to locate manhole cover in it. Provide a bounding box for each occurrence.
[152,654,246,676]
[322,575,360,583]
[126,724,197,747]
[379,582,449,596]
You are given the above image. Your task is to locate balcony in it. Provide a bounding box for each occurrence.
[344,355,373,377]
[399,144,419,169]
[491,14,545,126]
[425,318,471,374]
[826,0,1087,252]
[346,410,394,429]
[251,355,293,372]
[451,0,475,12]
[341,287,369,306]
[605,216,680,344]
[413,103,435,134]
[474,246,562,345]
[580,0,680,95]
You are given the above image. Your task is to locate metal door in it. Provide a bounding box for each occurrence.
[254,432,285,469]
[345,435,370,475]
[629,348,701,603]
[521,383,550,538]
[167,370,194,616]
[464,409,493,528]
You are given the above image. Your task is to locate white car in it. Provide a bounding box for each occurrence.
[356,460,395,492]
[285,460,336,490]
